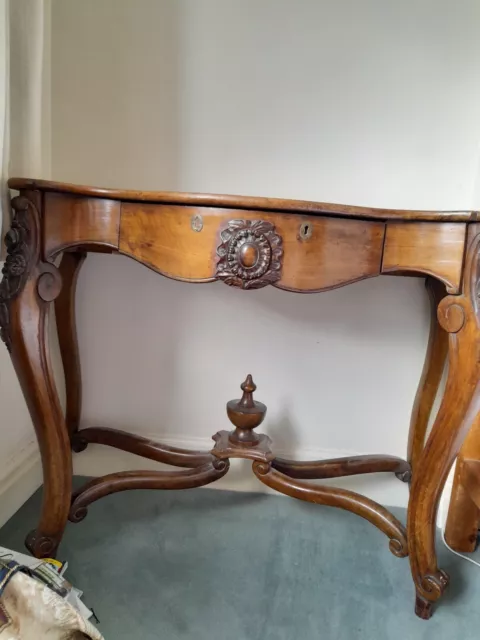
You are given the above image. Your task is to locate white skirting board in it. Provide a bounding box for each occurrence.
[0,433,455,528]
[0,438,42,528]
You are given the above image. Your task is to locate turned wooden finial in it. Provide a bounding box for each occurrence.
[227,374,267,446]
[239,374,256,408]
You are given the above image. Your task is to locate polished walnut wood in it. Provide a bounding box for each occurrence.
[55,251,87,439]
[44,193,120,259]
[407,224,480,618]
[226,375,266,444]
[69,462,229,523]
[213,378,408,558]
[252,462,408,558]
[212,376,274,463]
[8,178,475,221]
[72,426,213,467]
[120,204,385,292]
[445,413,480,552]
[3,177,480,620]
[1,192,72,559]
[272,454,411,481]
[407,278,448,476]
[382,222,466,293]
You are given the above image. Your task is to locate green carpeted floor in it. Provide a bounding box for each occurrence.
[0,482,479,639]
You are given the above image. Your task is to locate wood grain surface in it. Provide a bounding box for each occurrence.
[382,222,466,293]
[8,177,476,222]
[119,203,385,291]
[44,192,120,258]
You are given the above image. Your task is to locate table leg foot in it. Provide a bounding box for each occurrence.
[25,530,60,560]
[415,593,434,620]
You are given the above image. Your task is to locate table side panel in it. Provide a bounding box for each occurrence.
[44,192,121,258]
[119,203,385,292]
[382,222,466,293]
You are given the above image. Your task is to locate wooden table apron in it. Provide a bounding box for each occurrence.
[2,178,480,620]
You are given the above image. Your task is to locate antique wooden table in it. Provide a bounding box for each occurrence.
[1,178,478,620]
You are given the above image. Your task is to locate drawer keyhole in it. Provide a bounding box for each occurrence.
[299,222,312,240]
[191,214,203,232]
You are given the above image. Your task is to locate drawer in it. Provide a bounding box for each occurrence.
[119,203,385,292]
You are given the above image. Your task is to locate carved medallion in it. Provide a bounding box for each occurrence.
[0,197,31,351]
[216,219,283,289]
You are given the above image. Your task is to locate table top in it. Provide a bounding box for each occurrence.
[8,177,476,222]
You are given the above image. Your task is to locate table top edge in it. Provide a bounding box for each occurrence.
[8,177,476,222]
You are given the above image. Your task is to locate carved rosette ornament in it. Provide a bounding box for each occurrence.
[0,197,31,351]
[216,219,283,289]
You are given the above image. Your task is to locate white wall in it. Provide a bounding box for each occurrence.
[0,0,51,526]
[48,0,480,507]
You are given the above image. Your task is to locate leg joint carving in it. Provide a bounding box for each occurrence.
[0,197,35,351]
[416,570,450,603]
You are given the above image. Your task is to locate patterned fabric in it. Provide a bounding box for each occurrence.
[0,565,103,640]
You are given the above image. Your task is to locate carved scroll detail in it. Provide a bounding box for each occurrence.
[0,197,32,351]
[25,530,58,559]
[216,219,283,289]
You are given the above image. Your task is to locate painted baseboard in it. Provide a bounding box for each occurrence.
[0,438,42,528]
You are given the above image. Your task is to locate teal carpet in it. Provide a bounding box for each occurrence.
[0,482,479,639]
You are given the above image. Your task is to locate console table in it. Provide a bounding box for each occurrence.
[1,178,479,620]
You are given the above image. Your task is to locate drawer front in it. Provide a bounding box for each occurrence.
[119,203,385,292]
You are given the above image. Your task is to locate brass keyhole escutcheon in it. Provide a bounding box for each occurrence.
[191,214,203,232]
[299,222,313,240]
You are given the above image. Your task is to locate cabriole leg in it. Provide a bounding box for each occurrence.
[55,251,86,441]
[407,233,480,619]
[0,194,71,558]
[407,277,448,477]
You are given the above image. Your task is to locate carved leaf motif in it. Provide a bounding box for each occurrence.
[229,220,249,229]
[215,219,283,290]
[251,220,274,235]
[0,197,32,351]
[244,279,268,290]
[7,253,27,276]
